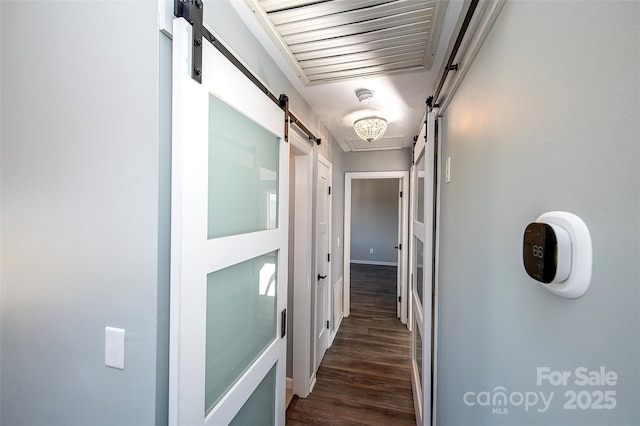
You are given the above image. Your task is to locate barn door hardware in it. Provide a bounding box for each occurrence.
[174,0,321,145]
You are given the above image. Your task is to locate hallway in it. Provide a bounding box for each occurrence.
[287,264,415,425]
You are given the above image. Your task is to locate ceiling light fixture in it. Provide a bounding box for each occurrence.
[354,116,388,142]
[356,89,375,104]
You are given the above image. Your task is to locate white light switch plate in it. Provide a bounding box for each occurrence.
[105,327,125,370]
[445,157,451,183]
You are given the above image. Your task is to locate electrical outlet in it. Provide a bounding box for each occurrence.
[370,248,374,254]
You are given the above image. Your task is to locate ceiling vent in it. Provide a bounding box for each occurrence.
[244,0,448,85]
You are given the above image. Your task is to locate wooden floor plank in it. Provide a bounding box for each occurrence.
[320,353,412,382]
[288,394,415,426]
[287,264,415,425]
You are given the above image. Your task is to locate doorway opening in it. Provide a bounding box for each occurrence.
[287,130,314,403]
[343,171,410,325]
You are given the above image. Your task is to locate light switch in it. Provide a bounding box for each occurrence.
[445,157,451,183]
[105,327,125,370]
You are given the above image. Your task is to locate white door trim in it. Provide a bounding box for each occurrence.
[407,164,416,332]
[289,129,314,398]
[431,115,443,425]
[343,171,409,322]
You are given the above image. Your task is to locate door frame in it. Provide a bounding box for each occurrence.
[289,129,314,398]
[407,164,416,332]
[343,171,409,323]
[431,115,443,425]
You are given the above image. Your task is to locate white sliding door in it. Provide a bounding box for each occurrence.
[170,18,288,425]
[411,112,437,426]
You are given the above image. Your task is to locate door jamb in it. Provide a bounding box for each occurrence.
[343,171,410,323]
[289,130,314,398]
[431,116,443,425]
[407,164,416,332]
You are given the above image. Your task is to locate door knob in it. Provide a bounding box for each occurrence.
[317,274,327,280]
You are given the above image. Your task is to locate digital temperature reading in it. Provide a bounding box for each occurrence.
[532,244,544,259]
[523,222,558,283]
[522,212,591,298]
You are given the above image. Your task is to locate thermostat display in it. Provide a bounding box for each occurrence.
[523,222,571,283]
[522,212,592,299]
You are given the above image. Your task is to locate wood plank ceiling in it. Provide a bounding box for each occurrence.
[246,0,446,85]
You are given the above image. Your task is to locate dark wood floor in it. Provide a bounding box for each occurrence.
[287,264,415,425]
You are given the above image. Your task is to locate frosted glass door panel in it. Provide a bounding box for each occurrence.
[229,364,276,426]
[205,251,278,415]
[413,317,423,390]
[415,237,424,306]
[208,95,280,239]
[416,155,425,224]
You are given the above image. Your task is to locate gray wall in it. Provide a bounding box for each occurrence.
[344,148,412,172]
[1,1,160,425]
[435,2,639,425]
[351,179,399,264]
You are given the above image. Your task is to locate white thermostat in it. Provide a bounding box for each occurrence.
[522,211,592,298]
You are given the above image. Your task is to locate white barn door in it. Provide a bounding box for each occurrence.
[169,18,288,426]
[411,112,437,426]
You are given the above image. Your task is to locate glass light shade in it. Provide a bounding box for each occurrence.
[353,116,388,142]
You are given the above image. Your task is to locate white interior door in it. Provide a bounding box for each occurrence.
[314,154,331,370]
[411,112,437,426]
[170,18,288,425]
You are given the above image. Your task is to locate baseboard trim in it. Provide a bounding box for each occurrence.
[309,374,317,393]
[351,260,398,266]
[333,314,343,338]
[285,377,293,407]
[331,275,344,348]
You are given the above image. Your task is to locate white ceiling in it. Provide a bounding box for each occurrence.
[232,0,465,152]
[252,0,446,84]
